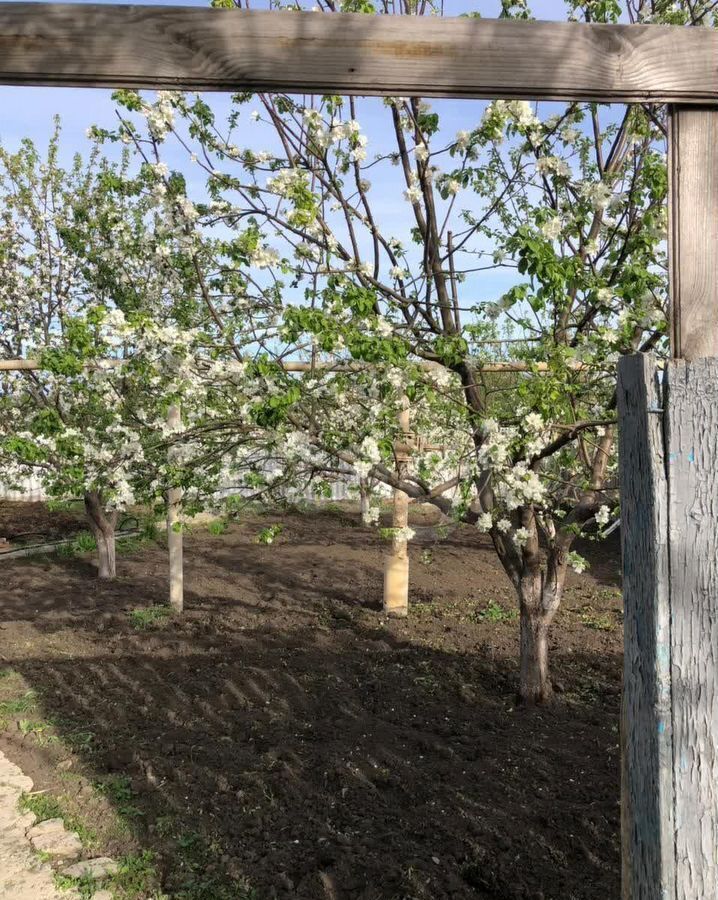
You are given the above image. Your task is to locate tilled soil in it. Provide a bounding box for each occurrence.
[0,500,86,544]
[0,505,623,899]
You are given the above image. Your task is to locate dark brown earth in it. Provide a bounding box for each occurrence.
[0,503,623,900]
[0,499,86,543]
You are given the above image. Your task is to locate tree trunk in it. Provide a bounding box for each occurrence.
[516,572,563,705]
[519,603,552,704]
[84,491,118,579]
[359,478,371,526]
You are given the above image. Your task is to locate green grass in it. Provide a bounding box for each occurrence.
[57,851,162,900]
[116,534,149,555]
[53,872,97,899]
[255,524,283,545]
[127,605,172,630]
[475,599,518,623]
[207,519,228,536]
[18,718,58,744]
[110,850,164,899]
[0,690,38,716]
[580,610,616,631]
[19,791,64,822]
[19,790,97,848]
[64,728,97,753]
[57,531,97,559]
[93,775,143,821]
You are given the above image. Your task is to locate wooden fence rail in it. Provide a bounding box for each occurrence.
[0,4,715,102]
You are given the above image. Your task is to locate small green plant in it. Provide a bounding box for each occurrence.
[20,790,96,847]
[53,872,96,899]
[57,853,158,900]
[140,516,160,542]
[93,774,143,820]
[154,814,176,838]
[74,531,98,553]
[128,605,172,630]
[420,549,433,566]
[208,519,228,536]
[64,729,96,753]
[18,718,53,739]
[256,524,283,545]
[111,850,162,898]
[19,791,64,822]
[0,690,38,716]
[94,773,133,804]
[476,599,518,623]
[117,533,148,555]
[580,610,615,631]
[56,531,97,559]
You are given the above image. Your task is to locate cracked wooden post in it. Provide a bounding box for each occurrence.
[383,394,411,618]
[619,106,718,900]
[167,403,183,613]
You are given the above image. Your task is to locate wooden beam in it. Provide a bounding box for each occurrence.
[668,107,718,358]
[0,4,715,102]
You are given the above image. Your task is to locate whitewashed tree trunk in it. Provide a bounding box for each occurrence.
[359,478,372,526]
[516,571,563,705]
[84,491,118,579]
[383,395,411,617]
[167,403,183,613]
[383,484,409,617]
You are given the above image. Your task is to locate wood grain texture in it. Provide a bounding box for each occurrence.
[617,354,675,900]
[665,358,718,899]
[668,108,718,359]
[0,4,716,101]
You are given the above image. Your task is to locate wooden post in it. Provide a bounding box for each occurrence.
[383,395,411,618]
[668,107,718,359]
[167,403,183,613]
[618,354,673,899]
[619,105,718,899]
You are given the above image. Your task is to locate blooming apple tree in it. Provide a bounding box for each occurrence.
[90,0,717,699]
[0,128,274,576]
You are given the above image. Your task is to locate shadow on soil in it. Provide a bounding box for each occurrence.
[0,512,622,899]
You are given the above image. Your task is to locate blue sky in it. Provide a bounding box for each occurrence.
[0,0,600,311]
[0,0,573,151]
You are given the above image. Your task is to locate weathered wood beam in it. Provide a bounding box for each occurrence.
[0,4,715,102]
[668,107,718,358]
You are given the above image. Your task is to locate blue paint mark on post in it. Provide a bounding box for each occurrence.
[688,448,695,463]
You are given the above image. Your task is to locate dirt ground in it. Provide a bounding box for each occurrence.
[0,500,87,544]
[0,503,623,900]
